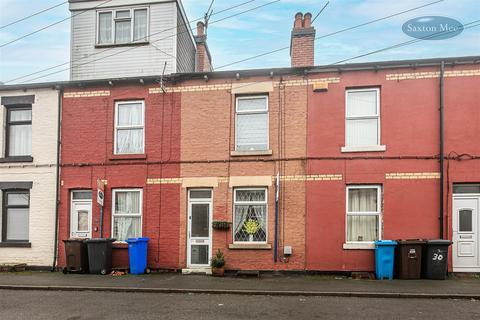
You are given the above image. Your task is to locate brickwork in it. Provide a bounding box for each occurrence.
[386,69,480,81]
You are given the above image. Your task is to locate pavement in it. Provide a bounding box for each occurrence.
[0,271,479,299]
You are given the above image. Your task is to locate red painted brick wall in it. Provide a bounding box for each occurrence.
[306,65,480,271]
[58,85,181,270]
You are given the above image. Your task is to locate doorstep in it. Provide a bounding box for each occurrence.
[182,268,212,275]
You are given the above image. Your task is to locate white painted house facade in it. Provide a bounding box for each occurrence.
[69,0,197,80]
[0,88,60,267]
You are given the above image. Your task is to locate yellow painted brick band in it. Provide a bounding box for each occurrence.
[147,174,343,185]
[64,90,111,98]
[149,78,341,94]
[385,172,440,180]
[386,69,480,81]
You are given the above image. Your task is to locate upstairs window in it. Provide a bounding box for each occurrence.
[97,8,148,45]
[345,88,381,148]
[6,107,32,157]
[114,101,145,155]
[235,96,269,151]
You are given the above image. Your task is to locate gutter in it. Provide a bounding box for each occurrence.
[439,61,445,239]
[51,86,63,271]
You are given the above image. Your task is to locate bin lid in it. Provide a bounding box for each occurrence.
[84,238,116,243]
[126,237,150,243]
[63,238,86,243]
[427,239,452,245]
[396,239,427,245]
[375,240,397,246]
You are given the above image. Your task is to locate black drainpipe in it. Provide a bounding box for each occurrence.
[51,86,63,271]
[439,61,445,240]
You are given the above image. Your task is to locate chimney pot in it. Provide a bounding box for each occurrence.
[197,21,205,36]
[294,12,303,29]
[303,12,312,28]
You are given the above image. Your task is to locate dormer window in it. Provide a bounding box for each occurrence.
[97,8,148,45]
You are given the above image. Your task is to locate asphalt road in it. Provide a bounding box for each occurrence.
[0,290,479,320]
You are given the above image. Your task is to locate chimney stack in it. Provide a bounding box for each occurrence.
[195,22,212,72]
[290,12,316,68]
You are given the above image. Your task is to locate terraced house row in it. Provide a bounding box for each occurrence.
[1,0,479,274]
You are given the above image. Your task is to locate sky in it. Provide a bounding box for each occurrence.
[0,0,479,84]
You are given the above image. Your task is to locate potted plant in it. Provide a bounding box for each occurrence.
[212,220,231,230]
[211,249,225,277]
[243,219,261,242]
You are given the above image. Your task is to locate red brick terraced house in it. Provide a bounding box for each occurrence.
[52,1,480,273]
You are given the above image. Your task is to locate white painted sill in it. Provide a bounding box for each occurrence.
[230,150,273,157]
[341,145,386,153]
[343,243,375,250]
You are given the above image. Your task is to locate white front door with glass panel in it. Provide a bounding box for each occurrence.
[70,191,92,239]
[452,196,480,272]
[187,189,212,268]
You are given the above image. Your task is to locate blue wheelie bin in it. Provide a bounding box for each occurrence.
[126,237,150,275]
[375,240,397,280]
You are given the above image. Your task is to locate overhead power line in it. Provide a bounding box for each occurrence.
[5,0,260,84]
[215,0,444,70]
[0,0,113,48]
[0,1,68,30]
[222,19,480,93]
[15,0,280,83]
[312,1,330,23]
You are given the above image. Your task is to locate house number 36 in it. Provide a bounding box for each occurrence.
[433,253,444,261]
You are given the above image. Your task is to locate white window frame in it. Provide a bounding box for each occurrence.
[345,185,382,246]
[114,100,145,155]
[233,187,268,244]
[96,7,150,45]
[235,95,269,152]
[342,88,385,153]
[111,188,143,242]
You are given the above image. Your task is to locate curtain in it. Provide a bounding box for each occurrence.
[114,191,141,241]
[115,20,131,44]
[346,90,378,147]
[234,205,267,242]
[113,216,141,241]
[347,188,378,241]
[236,113,268,151]
[98,12,112,44]
[6,208,29,241]
[9,124,32,156]
[346,91,377,117]
[237,97,267,112]
[116,103,143,154]
[133,9,147,41]
[115,191,140,213]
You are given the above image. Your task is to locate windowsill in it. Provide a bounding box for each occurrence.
[230,150,273,157]
[109,154,147,161]
[0,242,31,248]
[0,156,34,163]
[95,41,149,49]
[229,243,272,250]
[341,145,386,153]
[343,242,375,250]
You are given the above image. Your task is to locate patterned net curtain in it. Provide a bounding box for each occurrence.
[234,190,267,242]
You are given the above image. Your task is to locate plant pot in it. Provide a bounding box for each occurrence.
[212,266,225,277]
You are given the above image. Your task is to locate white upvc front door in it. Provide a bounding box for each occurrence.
[70,191,93,239]
[187,189,213,268]
[452,196,480,272]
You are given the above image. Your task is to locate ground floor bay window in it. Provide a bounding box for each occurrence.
[346,185,382,243]
[233,188,267,243]
[112,189,142,242]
